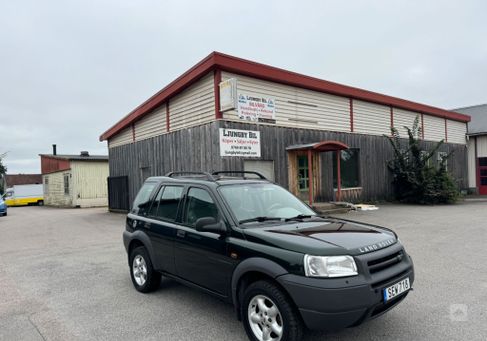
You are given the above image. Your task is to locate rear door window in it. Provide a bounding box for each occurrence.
[149,186,184,222]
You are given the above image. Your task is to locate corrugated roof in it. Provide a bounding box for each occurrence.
[452,104,487,135]
[39,154,108,161]
[100,51,471,141]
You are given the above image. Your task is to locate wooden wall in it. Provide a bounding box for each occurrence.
[109,121,468,205]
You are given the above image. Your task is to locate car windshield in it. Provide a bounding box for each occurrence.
[219,183,316,224]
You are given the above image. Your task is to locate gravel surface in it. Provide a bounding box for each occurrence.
[0,203,486,341]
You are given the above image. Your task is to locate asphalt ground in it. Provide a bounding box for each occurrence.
[0,203,486,341]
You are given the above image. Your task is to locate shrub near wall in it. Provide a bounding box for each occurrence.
[386,117,460,204]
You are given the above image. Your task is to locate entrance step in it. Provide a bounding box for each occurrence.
[312,202,353,216]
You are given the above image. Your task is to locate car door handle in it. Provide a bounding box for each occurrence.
[177,230,186,238]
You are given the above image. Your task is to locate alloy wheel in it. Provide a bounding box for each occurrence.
[247,294,283,341]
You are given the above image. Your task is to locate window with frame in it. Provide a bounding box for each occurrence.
[148,186,183,221]
[297,155,309,191]
[184,188,219,227]
[63,174,69,195]
[44,177,49,193]
[420,150,432,167]
[437,152,448,171]
[333,149,360,188]
[131,182,157,215]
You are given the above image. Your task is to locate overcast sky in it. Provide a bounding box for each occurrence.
[1,0,486,174]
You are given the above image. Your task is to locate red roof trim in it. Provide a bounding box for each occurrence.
[100,52,471,141]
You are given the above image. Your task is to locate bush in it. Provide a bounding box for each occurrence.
[385,116,460,204]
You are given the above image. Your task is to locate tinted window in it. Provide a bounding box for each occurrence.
[132,182,157,215]
[333,149,360,188]
[184,188,219,226]
[149,186,183,221]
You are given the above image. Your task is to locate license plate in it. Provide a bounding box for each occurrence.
[383,278,410,302]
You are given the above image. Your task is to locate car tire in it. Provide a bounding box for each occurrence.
[37,200,44,206]
[129,246,161,293]
[241,280,303,341]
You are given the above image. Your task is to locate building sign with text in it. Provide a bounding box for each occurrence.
[237,94,276,124]
[219,128,261,157]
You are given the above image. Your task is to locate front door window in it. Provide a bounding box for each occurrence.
[297,155,309,192]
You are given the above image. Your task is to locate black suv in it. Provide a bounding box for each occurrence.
[123,171,414,341]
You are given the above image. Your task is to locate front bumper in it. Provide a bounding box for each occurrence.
[0,206,6,215]
[277,243,414,331]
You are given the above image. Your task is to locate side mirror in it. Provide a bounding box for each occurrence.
[195,217,225,234]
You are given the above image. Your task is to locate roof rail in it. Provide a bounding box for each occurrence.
[212,171,267,180]
[165,171,215,181]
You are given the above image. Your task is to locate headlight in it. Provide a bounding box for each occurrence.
[303,255,358,278]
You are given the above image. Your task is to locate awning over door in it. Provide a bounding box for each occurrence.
[286,141,349,205]
[286,140,349,152]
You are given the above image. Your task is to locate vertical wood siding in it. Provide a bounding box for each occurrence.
[134,105,167,142]
[108,121,468,205]
[423,115,446,141]
[71,161,109,207]
[108,127,133,148]
[221,72,350,132]
[393,108,419,137]
[353,100,391,136]
[169,73,215,131]
[446,120,467,145]
[42,171,72,206]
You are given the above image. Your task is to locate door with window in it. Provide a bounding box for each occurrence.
[139,184,184,274]
[297,155,309,201]
[173,187,234,296]
[479,158,487,195]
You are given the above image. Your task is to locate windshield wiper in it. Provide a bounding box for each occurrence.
[284,214,319,222]
[239,217,282,224]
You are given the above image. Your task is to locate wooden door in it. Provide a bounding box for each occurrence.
[287,151,321,203]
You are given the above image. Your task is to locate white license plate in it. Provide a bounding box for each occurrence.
[383,278,410,302]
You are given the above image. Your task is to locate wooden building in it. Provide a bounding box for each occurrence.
[40,149,109,207]
[100,52,471,211]
[454,104,487,195]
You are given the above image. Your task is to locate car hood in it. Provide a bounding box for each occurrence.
[242,218,397,256]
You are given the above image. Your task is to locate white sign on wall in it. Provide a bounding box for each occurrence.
[219,128,261,157]
[237,94,276,124]
[219,78,238,112]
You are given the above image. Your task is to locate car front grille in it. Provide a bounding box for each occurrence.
[367,250,404,274]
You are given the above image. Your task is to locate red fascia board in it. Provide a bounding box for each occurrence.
[100,51,470,141]
[213,52,470,123]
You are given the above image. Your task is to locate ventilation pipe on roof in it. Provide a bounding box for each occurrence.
[52,144,57,155]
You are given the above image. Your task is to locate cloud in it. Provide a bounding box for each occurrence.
[1,0,486,174]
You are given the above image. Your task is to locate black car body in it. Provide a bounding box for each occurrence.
[123,172,414,340]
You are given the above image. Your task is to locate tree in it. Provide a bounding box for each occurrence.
[0,152,7,195]
[385,116,459,204]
